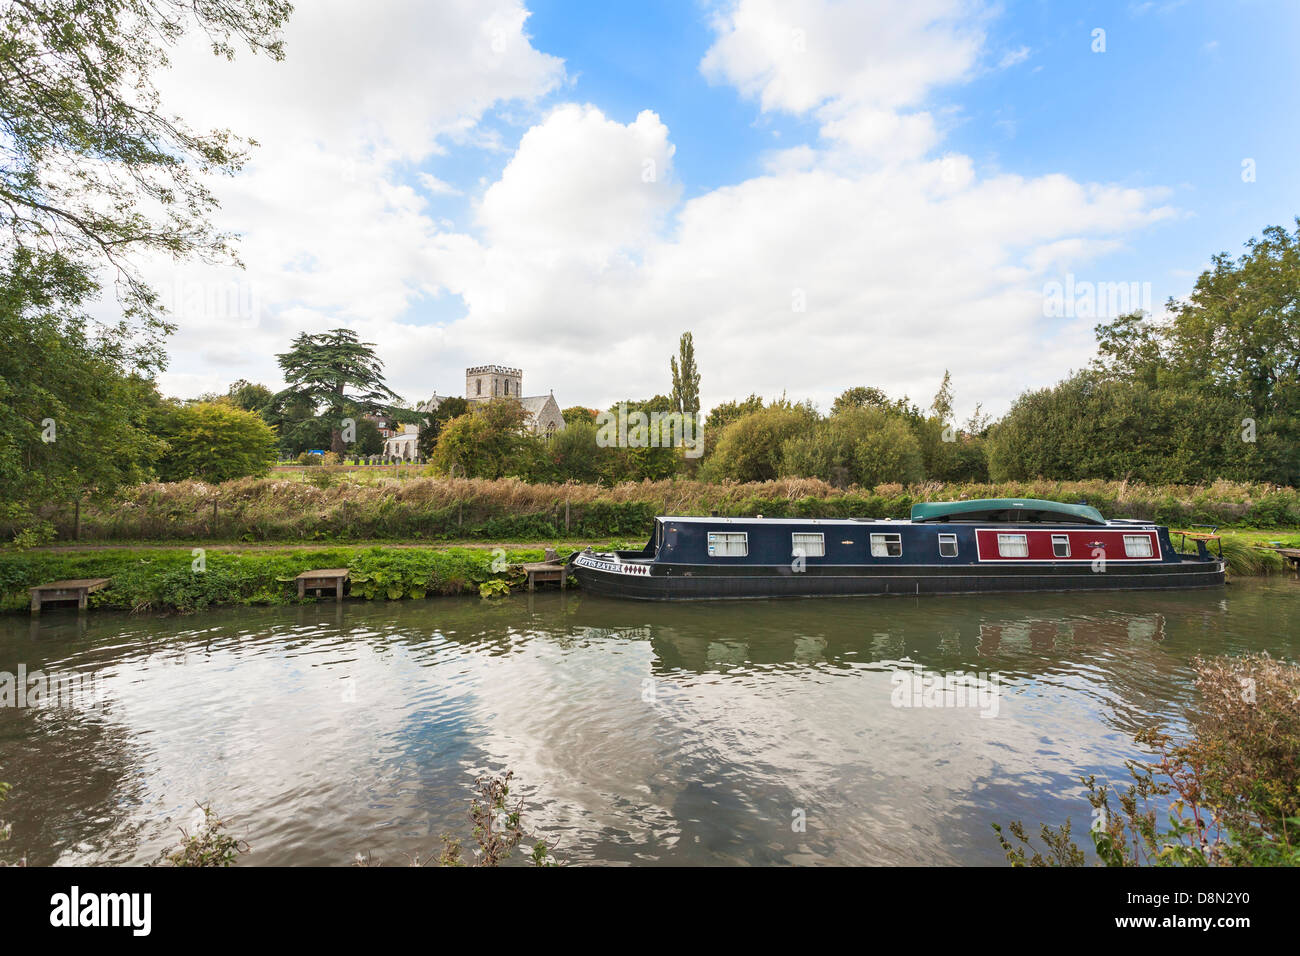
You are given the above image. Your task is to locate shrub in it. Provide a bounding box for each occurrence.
[430,399,532,479]
[159,805,248,867]
[152,401,278,482]
[987,373,1269,484]
[703,407,813,482]
[781,407,925,487]
[994,653,1300,866]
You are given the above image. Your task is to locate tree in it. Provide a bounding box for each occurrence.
[226,380,274,415]
[702,406,815,482]
[562,405,598,426]
[543,420,607,483]
[1092,221,1300,483]
[597,396,683,482]
[780,407,924,487]
[0,2,289,538]
[430,399,533,479]
[263,390,330,458]
[151,401,278,482]
[0,248,163,541]
[831,386,892,415]
[930,370,954,423]
[986,372,1260,483]
[909,371,989,482]
[275,329,402,454]
[670,331,701,415]
[705,394,764,433]
[0,0,291,359]
[417,396,469,460]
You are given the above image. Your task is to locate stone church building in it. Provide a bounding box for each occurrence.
[382,364,565,459]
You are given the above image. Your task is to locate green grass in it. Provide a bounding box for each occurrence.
[1168,528,1298,575]
[0,544,586,614]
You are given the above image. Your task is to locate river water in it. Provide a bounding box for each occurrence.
[2,580,1297,866]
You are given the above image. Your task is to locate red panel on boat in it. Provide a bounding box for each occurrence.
[974,528,1160,561]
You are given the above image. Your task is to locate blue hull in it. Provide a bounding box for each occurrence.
[571,558,1226,601]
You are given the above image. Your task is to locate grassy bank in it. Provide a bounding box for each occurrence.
[2,527,1295,614]
[0,545,561,613]
[16,477,1300,545]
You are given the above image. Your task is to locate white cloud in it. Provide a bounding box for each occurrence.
[998,45,1031,68]
[419,173,462,197]
[139,0,1177,425]
[161,0,564,163]
[420,129,1171,417]
[817,107,940,163]
[134,0,564,400]
[477,105,680,256]
[701,0,986,114]
[700,0,987,167]
[408,0,1173,417]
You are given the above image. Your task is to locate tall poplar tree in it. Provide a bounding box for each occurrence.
[670,331,701,416]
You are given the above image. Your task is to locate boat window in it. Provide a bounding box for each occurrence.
[792,532,825,558]
[870,533,902,557]
[707,532,748,557]
[1123,534,1154,558]
[997,533,1029,558]
[938,533,958,557]
[1052,534,1071,558]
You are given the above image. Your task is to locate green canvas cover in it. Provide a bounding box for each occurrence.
[909,498,1107,525]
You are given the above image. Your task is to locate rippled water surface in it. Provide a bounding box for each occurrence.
[2,580,1298,865]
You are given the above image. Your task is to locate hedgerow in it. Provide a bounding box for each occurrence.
[12,476,1300,545]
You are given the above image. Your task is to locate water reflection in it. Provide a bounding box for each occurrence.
[0,580,1295,866]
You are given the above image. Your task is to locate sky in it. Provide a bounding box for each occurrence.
[136,0,1300,421]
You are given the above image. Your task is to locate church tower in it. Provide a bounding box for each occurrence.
[465,365,522,402]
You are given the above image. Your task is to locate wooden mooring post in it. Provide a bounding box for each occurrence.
[1254,546,1300,572]
[520,559,567,592]
[30,578,110,615]
[296,568,350,601]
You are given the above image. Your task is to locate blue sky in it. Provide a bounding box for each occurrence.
[154,0,1300,417]
[467,0,1300,308]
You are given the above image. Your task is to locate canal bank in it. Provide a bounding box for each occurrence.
[2,529,1297,614]
[0,544,585,613]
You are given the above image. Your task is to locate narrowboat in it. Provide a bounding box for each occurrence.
[568,498,1225,601]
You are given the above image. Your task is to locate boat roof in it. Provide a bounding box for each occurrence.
[909,498,1107,525]
[658,498,1112,527]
